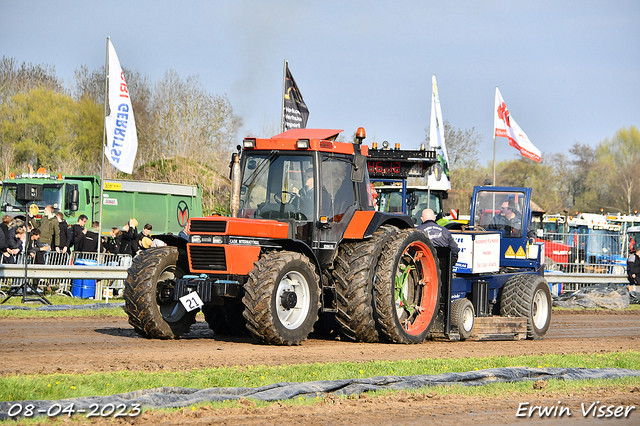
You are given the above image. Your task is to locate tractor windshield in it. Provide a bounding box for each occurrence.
[475,190,526,238]
[238,153,314,221]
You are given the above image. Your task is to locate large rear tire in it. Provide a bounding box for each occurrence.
[500,274,552,340]
[374,229,441,344]
[333,225,398,342]
[123,247,197,339]
[242,251,320,345]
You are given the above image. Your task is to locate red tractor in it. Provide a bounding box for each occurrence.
[123,128,442,345]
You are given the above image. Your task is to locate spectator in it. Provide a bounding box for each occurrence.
[28,228,49,264]
[138,223,153,251]
[627,243,640,286]
[0,215,12,255]
[70,215,89,252]
[29,205,60,252]
[120,218,139,255]
[81,221,101,253]
[54,212,70,254]
[0,215,9,255]
[417,208,459,265]
[103,227,123,254]
[4,226,26,264]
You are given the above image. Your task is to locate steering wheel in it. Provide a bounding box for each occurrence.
[274,191,300,205]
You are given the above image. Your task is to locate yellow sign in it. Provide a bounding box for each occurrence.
[505,245,515,258]
[515,246,526,259]
[29,204,39,216]
[104,182,122,191]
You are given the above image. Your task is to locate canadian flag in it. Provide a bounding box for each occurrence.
[493,88,540,162]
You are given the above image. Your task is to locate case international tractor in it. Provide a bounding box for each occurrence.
[123,128,552,345]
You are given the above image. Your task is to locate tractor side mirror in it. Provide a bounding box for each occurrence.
[351,152,366,183]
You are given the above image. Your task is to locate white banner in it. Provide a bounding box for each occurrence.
[104,39,138,174]
[493,87,540,162]
[427,74,451,190]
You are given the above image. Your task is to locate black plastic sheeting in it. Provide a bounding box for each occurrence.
[553,284,631,309]
[0,302,125,311]
[1,367,639,420]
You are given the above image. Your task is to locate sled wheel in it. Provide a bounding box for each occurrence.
[242,251,320,345]
[450,298,475,340]
[374,229,441,344]
[123,247,197,339]
[333,225,399,342]
[500,274,552,339]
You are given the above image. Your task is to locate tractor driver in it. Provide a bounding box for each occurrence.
[489,200,522,237]
[298,167,315,218]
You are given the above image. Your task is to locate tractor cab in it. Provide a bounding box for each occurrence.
[235,129,375,267]
[469,186,541,270]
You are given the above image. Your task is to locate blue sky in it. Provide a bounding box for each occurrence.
[1,1,638,164]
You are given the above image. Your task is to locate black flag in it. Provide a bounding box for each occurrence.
[282,64,309,132]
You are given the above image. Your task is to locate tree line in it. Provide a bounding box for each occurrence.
[0,57,239,215]
[429,122,640,215]
[1,57,638,216]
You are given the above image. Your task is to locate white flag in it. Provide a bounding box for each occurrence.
[104,39,138,174]
[493,87,540,162]
[427,74,451,190]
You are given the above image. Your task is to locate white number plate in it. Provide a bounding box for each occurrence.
[179,292,204,312]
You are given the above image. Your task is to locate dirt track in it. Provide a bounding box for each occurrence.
[1,310,639,425]
[0,310,639,376]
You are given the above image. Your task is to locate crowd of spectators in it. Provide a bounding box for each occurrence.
[0,206,162,264]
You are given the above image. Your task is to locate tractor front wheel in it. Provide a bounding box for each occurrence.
[123,247,197,339]
[242,251,320,345]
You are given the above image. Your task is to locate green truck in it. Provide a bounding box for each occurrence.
[0,171,202,235]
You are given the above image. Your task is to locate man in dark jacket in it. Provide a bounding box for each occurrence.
[55,212,71,254]
[627,243,640,286]
[81,221,101,253]
[0,215,11,255]
[417,209,459,265]
[69,215,89,252]
[28,228,50,264]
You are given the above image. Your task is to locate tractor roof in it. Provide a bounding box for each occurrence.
[271,129,343,141]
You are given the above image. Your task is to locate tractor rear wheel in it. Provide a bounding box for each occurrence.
[202,302,249,337]
[500,274,552,339]
[123,247,197,339]
[242,251,320,345]
[450,298,475,340]
[333,225,398,342]
[374,229,441,344]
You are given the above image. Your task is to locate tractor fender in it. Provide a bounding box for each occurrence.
[271,238,324,278]
[343,211,414,240]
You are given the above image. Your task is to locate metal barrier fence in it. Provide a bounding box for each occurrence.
[0,251,132,297]
[540,232,627,274]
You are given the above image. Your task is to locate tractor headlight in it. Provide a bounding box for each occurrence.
[191,235,201,243]
[211,236,224,244]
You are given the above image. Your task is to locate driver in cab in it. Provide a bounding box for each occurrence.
[298,167,314,218]
[488,200,522,237]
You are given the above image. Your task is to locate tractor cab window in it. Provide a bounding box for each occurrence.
[321,156,356,223]
[410,190,441,224]
[476,190,525,238]
[238,153,314,221]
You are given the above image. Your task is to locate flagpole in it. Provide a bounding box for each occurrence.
[492,86,498,186]
[280,59,287,133]
[97,37,109,265]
